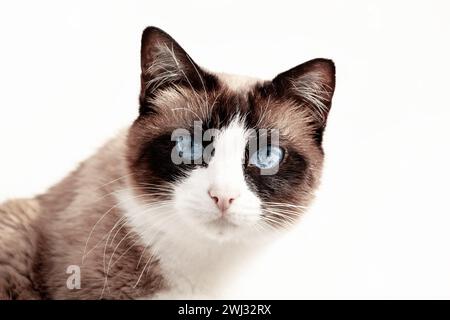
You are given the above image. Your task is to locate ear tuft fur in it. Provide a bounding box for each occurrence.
[273,58,336,125]
[139,27,217,115]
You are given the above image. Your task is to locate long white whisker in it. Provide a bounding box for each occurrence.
[82,193,151,264]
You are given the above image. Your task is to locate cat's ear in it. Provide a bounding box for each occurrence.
[139,27,214,115]
[272,59,335,141]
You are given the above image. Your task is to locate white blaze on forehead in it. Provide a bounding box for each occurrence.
[216,72,261,93]
[207,117,249,191]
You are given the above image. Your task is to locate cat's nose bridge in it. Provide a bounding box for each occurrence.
[206,128,247,201]
[207,149,245,181]
[206,161,245,213]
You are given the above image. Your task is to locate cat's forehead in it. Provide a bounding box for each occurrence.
[216,72,261,93]
[144,73,318,148]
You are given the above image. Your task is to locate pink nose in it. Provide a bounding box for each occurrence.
[208,189,239,213]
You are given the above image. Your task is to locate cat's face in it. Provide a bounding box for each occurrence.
[126,27,335,242]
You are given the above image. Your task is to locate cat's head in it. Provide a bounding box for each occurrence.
[126,27,335,243]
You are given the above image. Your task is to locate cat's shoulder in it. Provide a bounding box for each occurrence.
[0,198,41,299]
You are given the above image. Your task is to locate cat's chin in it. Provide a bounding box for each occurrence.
[200,229,244,243]
[193,216,257,243]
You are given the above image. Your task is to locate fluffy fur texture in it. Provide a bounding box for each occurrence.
[0,27,335,299]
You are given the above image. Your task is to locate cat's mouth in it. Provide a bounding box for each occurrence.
[207,216,238,229]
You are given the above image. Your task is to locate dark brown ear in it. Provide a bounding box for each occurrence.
[139,27,217,115]
[272,59,336,143]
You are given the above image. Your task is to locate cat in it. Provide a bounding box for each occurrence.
[0,26,335,299]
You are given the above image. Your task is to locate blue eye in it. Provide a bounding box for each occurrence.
[249,146,284,169]
[176,135,203,162]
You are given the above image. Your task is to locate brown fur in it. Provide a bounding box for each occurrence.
[1,134,166,299]
[0,199,41,299]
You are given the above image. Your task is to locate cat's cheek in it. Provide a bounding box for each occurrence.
[173,167,219,221]
[226,192,263,226]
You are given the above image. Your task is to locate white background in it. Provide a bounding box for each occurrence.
[1,0,449,299]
